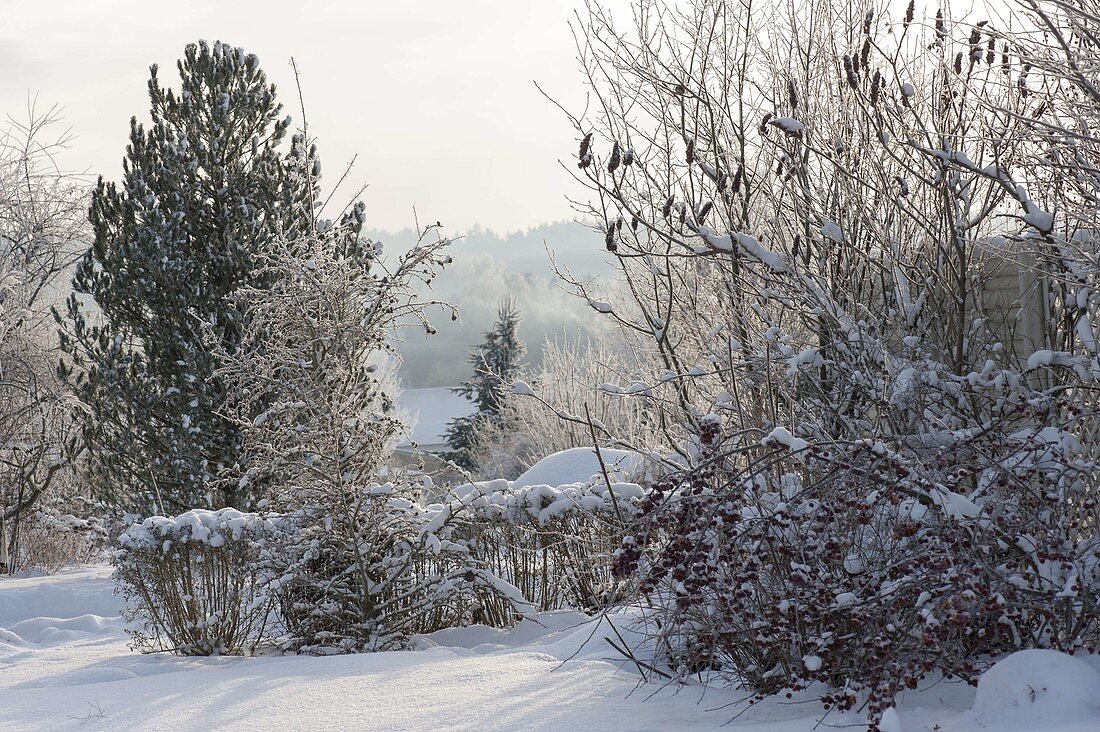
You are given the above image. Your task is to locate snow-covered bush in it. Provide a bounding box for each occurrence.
[7,499,109,574]
[447,477,645,611]
[539,0,1100,726]
[113,508,275,655]
[615,395,1099,719]
[265,482,531,653]
[210,183,533,652]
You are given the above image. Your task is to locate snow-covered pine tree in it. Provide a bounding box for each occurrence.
[444,300,525,469]
[58,40,319,512]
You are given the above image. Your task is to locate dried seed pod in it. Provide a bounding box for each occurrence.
[608,141,621,174]
[604,226,617,251]
[685,138,696,164]
[578,132,593,169]
[662,195,674,219]
[697,200,714,224]
[1018,63,1031,95]
[904,0,914,27]
[969,28,983,63]
[843,55,859,90]
[731,164,743,194]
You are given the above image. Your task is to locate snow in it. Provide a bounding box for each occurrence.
[449,478,647,524]
[1026,349,1094,374]
[764,426,809,452]
[968,650,1100,730]
[510,379,535,396]
[119,508,270,549]
[785,347,820,377]
[695,225,787,271]
[1022,202,1054,233]
[879,707,903,732]
[820,218,844,243]
[2,569,1100,730]
[512,447,645,489]
[769,117,804,133]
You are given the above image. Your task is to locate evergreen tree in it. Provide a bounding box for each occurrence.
[444,300,525,469]
[58,40,320,512]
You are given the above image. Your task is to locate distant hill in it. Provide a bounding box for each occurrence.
[365,221,612,388]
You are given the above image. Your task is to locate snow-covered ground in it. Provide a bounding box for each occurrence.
[2,567,1100,731]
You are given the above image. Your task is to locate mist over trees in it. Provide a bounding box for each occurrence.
[366,221,611,387]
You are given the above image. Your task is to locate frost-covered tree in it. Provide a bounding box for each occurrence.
[472,335,661,479]
[444,300,525,469]
[217,212,526,652]
[216,209,428,502]
[59,41,319,513]
[0,106,88,573]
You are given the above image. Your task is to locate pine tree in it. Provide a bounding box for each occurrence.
[58,40,320,512]
[444,300,525,469]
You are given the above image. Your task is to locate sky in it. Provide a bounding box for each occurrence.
[0,0,614,233]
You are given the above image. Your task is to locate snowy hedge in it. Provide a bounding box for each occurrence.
[112,493,536,656]
[114,508,275,655]
[265,483,532,654]
[442,478,646,611]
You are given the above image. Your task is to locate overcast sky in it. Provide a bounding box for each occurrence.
[0,0,612,233]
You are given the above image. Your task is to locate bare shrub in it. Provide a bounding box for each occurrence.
[113,508,275,655]
[0,105,87,574]
[447,478,644,611]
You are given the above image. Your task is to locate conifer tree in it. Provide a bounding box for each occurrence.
[444,300,525,469]
[59,40,319,512]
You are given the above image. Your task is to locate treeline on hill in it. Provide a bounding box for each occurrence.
[2,0,1100,728]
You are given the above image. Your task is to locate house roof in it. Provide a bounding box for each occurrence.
[395,387,475,448]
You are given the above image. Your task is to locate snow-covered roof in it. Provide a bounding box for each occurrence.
[396,387,475,448]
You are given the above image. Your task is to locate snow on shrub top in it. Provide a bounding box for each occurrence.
[447,478,646,525]
[118,508,273,551]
